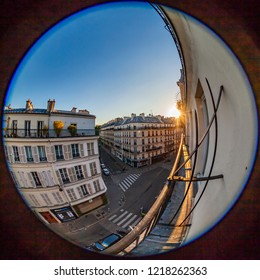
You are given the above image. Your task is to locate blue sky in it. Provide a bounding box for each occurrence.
[5,1,182,125]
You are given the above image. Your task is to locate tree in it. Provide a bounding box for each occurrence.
[53,120,64,137]
[67,124,77,136]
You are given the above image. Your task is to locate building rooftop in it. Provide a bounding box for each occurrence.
[101,114,175,128]
[4,99,96,118]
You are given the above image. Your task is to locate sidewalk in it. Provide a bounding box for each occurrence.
[130,144,194,256]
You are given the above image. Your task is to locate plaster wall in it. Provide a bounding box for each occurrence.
[162,6,258,242]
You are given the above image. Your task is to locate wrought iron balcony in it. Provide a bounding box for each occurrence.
[3,128,96,138]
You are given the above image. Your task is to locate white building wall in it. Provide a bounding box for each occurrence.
[3,113,48,134]
[162,7,258,243]
[4,136,107,212]
[49,114,95,130]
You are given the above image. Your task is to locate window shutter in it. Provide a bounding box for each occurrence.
[16,171,24,188]
[27,172,36,188]
[32,146,39,163]
[46,145,56,162]
[68,167,76,183]
[82,164,88,178]
[7,146,14,163]
[64,145,72,160]
[55,170,63,185]
[46,170,55,186]
[79,144,84,157]
[19,171,29,188]
[37,172,46,187]
[18,146,26,163]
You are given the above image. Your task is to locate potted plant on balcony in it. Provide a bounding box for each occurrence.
[53,120,64,137]
[67,124,77,136]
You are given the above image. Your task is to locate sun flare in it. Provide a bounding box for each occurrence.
[167,103,181,118]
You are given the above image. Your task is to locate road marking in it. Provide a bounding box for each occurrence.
[117,213,133,226]
[130,217,142,227]
[108,209,143,230]
[122,214,138,228]
[108,214,117,221]
[118,173,141,192]
[121,181,129,188]
[129,173,140,180]
[119,182,129,192]
[113,211,129,223]
[125,177,135,184]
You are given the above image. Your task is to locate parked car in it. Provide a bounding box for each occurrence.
[94,233,122,251]
[103,168,110,176]
[100,163,106,169]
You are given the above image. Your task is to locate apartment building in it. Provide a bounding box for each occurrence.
[100,114,180,167]
[3,99,107,224]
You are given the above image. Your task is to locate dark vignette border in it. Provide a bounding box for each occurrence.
[0,0,259,260]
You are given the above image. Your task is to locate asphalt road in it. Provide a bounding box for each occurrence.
[49,145,173,250]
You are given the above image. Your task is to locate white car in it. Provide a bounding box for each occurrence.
[100,163,106,169]
[103,168,110,176]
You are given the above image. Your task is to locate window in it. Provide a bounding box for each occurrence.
[25,146,33,162]
[66,188,77,201]
[25,120,31,137]
[74,165,84,180]
[87,142,95,156]
[195,80,209,173]
[71,143,80,158]
[38,146,47,162]
[89,162,97,176]
[93,180,102,192]
[40,193,52,205]
[13,146,20,162]
[31,172,42,186]
[52,192,64,204]
[59,168,70,184]
[55,145,64,160]
[12,120,17,135]
[77,184,90,198]
[28,194,40,207]
[37,121,44,137]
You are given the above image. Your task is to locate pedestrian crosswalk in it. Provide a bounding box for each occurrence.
[108,209,142,230]
[119,173,141,192]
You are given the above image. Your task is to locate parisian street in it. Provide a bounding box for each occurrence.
[50,145,174,249]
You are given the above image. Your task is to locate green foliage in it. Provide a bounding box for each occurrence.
[67,124,77,136]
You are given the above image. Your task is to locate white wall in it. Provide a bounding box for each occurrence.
[50,114,95,130]
[3,113,48,130]
[162,7,258,242]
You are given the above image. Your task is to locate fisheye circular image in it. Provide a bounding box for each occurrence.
[2,1,258,257]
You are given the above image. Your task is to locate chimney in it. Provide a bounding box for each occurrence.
[131,113,136,118]
[25,99,33,111]
[47,99,55,112]
[71,107,77,113]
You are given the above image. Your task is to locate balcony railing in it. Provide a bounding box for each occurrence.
[103,79,224,256]
[3,128,96,138]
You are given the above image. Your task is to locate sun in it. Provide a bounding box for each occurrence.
[167,103,181,118]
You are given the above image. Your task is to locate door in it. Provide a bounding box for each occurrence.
[25,120,31,137]
[37,121,44,137]
[39,211,59,224]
